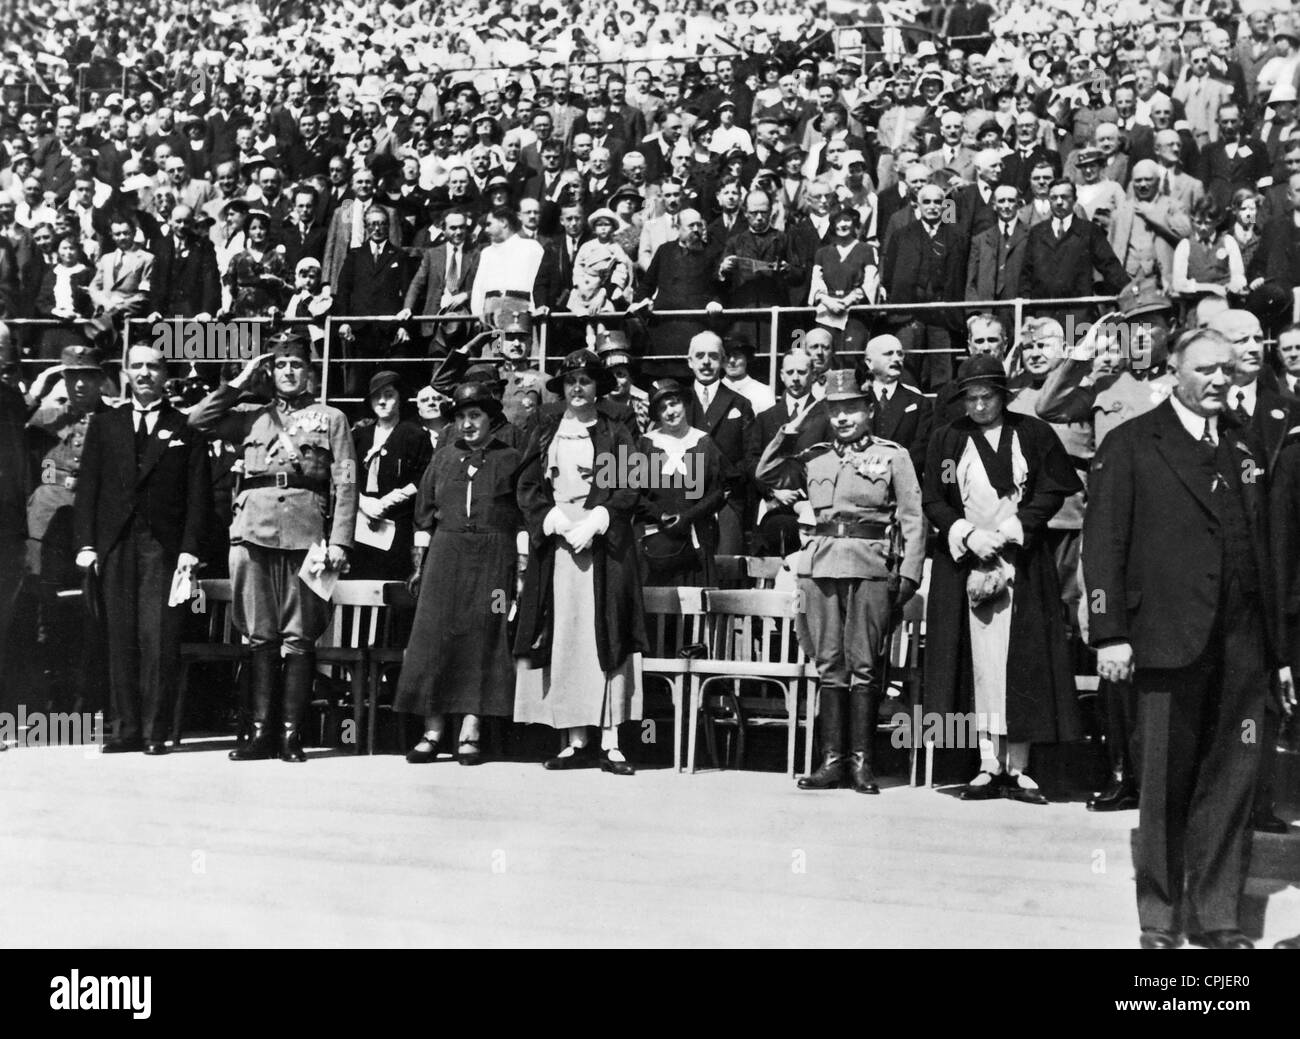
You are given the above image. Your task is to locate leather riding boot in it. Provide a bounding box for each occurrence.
[230,645,279,761]
[279,652,314,763]
[847,685,880,794]
[798,686,848,789]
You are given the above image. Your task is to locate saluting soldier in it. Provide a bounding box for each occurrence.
[188,332,357,763]
[431,313,556,428]
[24,346,111,708]
[755,369,926,794]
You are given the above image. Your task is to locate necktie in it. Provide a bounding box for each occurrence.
[448,248,460,291]
[1003,222,1014,239]
[1201,418,1215,446]
[701,383,712,409]
[134,412,150,461]
[1232,388,1250,425]
[1054,219,1065,239]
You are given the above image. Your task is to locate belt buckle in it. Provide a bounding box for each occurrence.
[274,472,289,489]
[834,521,848,537]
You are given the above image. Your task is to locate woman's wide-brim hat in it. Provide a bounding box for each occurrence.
[546,348,616,396]
[442,379,504,419]
[956,354,1009,393]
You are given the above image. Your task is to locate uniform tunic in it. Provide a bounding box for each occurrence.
[757,431,925,690]
[393,434,522,718]
[26,401,104,583]
[188,384,357,652]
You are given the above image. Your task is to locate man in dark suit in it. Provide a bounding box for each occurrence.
[953,149,1001,241]
[277,186,329,274]
[1083,326,1292,950]
[1022,179,1130,329]
[1196,103,1270,210]
[1207,309,1300,835]
[859,333,932,480]
[683,331,754,555]
[533,202,590,317]
[398,208,479,354]
[73,344,212,753]
[146,205,221,319]
[335,206,412,396]
[881,183,969,391]
[284,112,343,182]
[39,112,79,202]
[1263,171,1300,292]
[965,183,1028,319]
[1000,111,1062,193]
[745,345,830,555]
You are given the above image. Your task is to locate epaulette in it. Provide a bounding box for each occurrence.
[796,440,835,462]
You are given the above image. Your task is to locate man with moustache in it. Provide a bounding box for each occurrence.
[73,345,211,754]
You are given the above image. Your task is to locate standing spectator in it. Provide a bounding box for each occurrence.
[809,205,878,355]
[1197,103,1270,210]
[861,333,933,481]
[513,349,647,776]
[1171,196,1247,322]
[470,206,546,328]
[322,166,400,287]
[881,183,969,392]
[923,355,1083,804]
[1107,160,1191,296]
[396,381,524,766]
[399,208,478,355]
[223,210,289,319]
[966,183,1028,321]
[147,205,221,320]
[335,206,412,397]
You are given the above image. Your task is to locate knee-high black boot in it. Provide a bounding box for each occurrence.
[230,645,279,761]
[798,685,847,789]
[847,685,880,794]
[280,651,314,763]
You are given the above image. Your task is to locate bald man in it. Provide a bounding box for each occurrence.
[73,345,212,753]
[1106,159,1191,293]
[1207,307,1300,834]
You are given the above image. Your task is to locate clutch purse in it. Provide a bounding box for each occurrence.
[966,555,1015,608]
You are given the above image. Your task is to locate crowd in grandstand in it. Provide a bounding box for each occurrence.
[2,0,1300,949]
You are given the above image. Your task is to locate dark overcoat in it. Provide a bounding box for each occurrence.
[513,409,648,672]
[921,410,1084,744]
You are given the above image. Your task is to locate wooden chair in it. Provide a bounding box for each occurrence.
[172,579,249,744]
[687,588,818,776]
[641,585,708,771]
[316,580,390,754]
[367,581,418,753]
[713,555,749,588]
[744,556,784,589]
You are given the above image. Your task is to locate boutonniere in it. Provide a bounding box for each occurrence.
[1271,408,1286,420]
[1149,383,1172,404]
[157,427,173,441]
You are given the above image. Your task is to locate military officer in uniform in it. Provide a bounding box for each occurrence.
[431,313,556,429]
[24,346,110,708]
[755,369,926,793]
[188,333,357,763]
[598,329,650,433]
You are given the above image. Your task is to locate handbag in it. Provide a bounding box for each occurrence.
[641,527,699,576]
[966,554,1015,609]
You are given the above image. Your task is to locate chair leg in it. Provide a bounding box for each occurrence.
[924,736,935,788]
[687,676,701,773]
[348,663,365,754]
[785,684,797,779]
[365,657,379,755]
[671,677,683,773]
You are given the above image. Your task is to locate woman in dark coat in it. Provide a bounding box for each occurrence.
[394,381,524,765]
[922,355,1084,803]
[809,207,879,355]
[634,378,729,587]
[33,234,93,357]
[513,348,649,775]
[350,370,433,580]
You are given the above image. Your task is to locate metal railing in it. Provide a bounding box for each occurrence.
[8,293,1122,407]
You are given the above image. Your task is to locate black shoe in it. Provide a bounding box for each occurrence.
[798,754,848,789]
[1189,930,1254,950]
[1251,811,1290,834]
[1139,929,1184,950]
[457,740,483,766]
[1006,776,1048,805]
[1087,778,1139,812]
[102,737,144,754]
[960,772,1007,800]
[600,752,635,776]
[543,746,596,770]
[406,738,441,763]
[230,724,276,761]
[846,752,880,794]
[280,728,306,763]
[1275,934,1300,949]
[142,741,169,756]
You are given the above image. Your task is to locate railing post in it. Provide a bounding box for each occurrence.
[320,315,332,405]
[537,309,549,377]
[768,306,781,395]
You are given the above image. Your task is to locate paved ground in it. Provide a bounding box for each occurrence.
[2,740,1298,948]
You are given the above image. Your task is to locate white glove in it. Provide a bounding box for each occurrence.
[76,549,98,572]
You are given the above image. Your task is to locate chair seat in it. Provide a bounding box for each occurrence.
[642,657,693,676]
[693,661,818,681]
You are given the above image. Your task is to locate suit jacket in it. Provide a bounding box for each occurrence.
[1244,383,1300,477]
[89,248,155,316]
[277,221,328,274]
[335,242,409,317]
[404,243,480,334]
[881,220,968,330]
[1084,399,1279,669]
[1022,216,1130,304]
[284,135,343,181]
[1197,136,1270,209]
[40,146,76,201]
[148,236,220,317]
[532,233,590,310]
[322,199,400,287]
[966,218,1028,302]
[1106,196,1191,291]
[1262,214,1300,288]
[921,145,976,180]
[869,382,933,480]
[684,382,755,469]
[954,182,997,240]
[73,404,212,560]
[745,396,831,491]
[998,146,1061,194]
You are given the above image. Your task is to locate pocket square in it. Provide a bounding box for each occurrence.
[727,407,742,419]
[166,439,185,449]
[904,402,917,413]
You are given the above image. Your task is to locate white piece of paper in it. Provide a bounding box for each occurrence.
[299,541,340,601]
[815,304,848,331]
[355,514,397,551]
